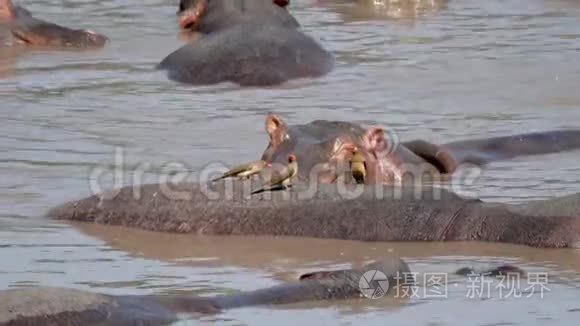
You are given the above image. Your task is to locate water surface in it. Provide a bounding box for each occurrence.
[1,0,580,324]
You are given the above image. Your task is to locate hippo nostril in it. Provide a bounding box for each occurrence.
[79,30,108,47]
[274,0,289,7]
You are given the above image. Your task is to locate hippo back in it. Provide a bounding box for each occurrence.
[158,22,334,86]
[200,0,300,33]
[0,287,178,325]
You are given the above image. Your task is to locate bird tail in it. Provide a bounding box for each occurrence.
[250,187,266,195]
[250,184,288,195]
[352,170,365,184]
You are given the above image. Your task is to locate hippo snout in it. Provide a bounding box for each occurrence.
[79,29,109,47]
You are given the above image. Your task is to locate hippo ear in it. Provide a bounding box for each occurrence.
[265,113,288,146]
[178,0,207,30]
[1,0,16,19]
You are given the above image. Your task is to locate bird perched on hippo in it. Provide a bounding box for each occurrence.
[251,154,298,194]
[348,145,367,183]
[211,159,271,182]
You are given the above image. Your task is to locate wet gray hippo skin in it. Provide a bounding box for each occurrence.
[260,113,580,184]
[177,0,299,33]
[50,183,580,248]
[157,0,334,86]
[0,257,410,325]
[0,0,107,48]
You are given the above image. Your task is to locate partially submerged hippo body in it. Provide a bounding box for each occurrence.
[157,0,334,86]
[0,0,107,48]
[0,257,410,325]
[51,183,580,248]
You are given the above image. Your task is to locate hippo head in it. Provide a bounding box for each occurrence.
[260,113,402,184]
[2,0,108,48]
[178,0,206,30]
[298,257,413,293]
[359,126,404,183]
[177,0,297,32]
[10,25,108,48]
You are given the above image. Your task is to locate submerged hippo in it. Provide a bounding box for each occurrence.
[0,257,410,325]
[157,0,334,86]
[261,113,580,184]
[0,0,107,48]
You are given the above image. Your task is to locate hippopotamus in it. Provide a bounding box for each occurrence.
[157,0,334,86]
[0,0,107,48]
[260,113,580,184]
[177,0,299,33]
[48,115,580,248]
[0,255,520,325]
[0,257,410,325]
[50,181,580,248]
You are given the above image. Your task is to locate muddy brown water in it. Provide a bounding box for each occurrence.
[1,0,580,325]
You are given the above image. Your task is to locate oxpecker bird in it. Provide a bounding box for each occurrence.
[251,154,298,194]
[350,146,367,184]
[212,160,270,182]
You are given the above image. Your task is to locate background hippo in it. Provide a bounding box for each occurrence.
[157,0,334,86]
[0,0,107,48]
[261,113,580,184]
[0,257,410,325]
